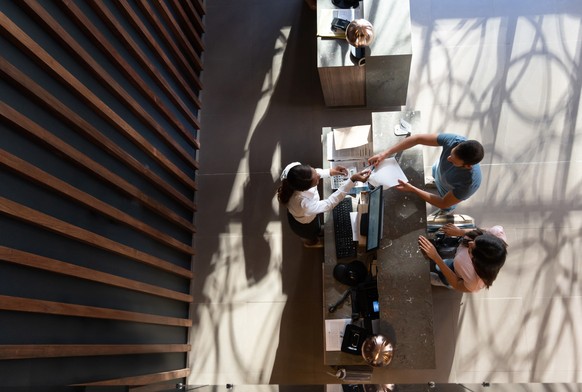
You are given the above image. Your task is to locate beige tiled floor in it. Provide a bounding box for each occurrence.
[188,0,582,387]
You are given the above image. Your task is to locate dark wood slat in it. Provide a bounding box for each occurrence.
[152,0,203,71]
[115,0,202,90]
[0,0,200,383]
[73,368,189,387]
[0,246,193,303]
[58,1,201,132]
[0,58,197,214]
[81,0,202,107]
[168,0,204,52]
[192,0,206,18]
[0,100,196,232]
[0,149,195,255]
[0,197,193,279]
[182,0,205,35]
[129,0,202,91]
[0,10,197,190]
[19,0,200,163]
[0,345,190,360]
[0,295,192,327]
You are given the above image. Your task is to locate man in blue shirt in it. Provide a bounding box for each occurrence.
[368,133,483,214]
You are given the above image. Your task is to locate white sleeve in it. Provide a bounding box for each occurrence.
[316,168,331,179]
[301,180,355,215]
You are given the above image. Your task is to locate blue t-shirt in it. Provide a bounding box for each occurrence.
[433,134,481,200]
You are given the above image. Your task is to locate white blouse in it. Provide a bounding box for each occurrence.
[287,169,355,224]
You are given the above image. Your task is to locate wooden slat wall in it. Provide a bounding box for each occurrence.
[0,0,204,388]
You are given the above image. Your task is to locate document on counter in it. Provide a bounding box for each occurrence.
[325,318,352,351]
[350,211,360,241]
[327,125,373,162]
[368,157,409,188]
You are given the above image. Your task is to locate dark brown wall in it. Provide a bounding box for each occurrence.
[0,0,204,387]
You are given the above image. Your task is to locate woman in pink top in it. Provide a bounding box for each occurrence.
[418,224,508,292]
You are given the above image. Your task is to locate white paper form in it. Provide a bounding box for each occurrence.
[327,125,373,161]
[368,157,408,188]
[350,211,359,241]
[325,318,352,351]
[334,125,370,150]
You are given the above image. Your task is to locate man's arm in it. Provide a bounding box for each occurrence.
[368,134,440,165]
[396,180,461,209]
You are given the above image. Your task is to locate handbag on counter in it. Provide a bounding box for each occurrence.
[431,232,462,259]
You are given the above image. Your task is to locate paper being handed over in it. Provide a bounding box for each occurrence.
[368,157,408,188]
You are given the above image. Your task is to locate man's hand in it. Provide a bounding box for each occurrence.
[418,235,439,261]
[394,179,414,192]
[330,165,348,177]
[368,152,386,167]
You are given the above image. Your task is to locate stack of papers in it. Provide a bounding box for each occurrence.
[327,125,372,190]
[327,124,372,161]
[325,318,352,351]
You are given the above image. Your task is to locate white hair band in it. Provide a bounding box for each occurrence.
[280,162,301,181]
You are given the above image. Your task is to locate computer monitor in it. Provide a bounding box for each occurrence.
[365,185,383,253]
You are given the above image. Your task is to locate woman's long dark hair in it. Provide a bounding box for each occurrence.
[463,229,508,288]
[277,164,313,204]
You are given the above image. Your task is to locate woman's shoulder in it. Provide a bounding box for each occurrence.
[486,225,507,241]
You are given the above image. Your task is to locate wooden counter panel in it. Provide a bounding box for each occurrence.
[318,65,365,107]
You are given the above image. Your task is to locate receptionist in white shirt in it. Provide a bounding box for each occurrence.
[277,162,370,247]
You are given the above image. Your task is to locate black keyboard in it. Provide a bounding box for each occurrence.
[333,198,357,259]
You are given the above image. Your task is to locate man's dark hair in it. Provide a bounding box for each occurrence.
[455,140,484,166]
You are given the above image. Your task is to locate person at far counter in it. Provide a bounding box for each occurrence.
[277,162,371,248]
[418,223,508,292]
[368,133,484,215]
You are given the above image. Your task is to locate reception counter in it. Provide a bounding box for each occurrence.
[322,111,436,369]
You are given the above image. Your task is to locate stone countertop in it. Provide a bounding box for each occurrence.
[322,111,436,369]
